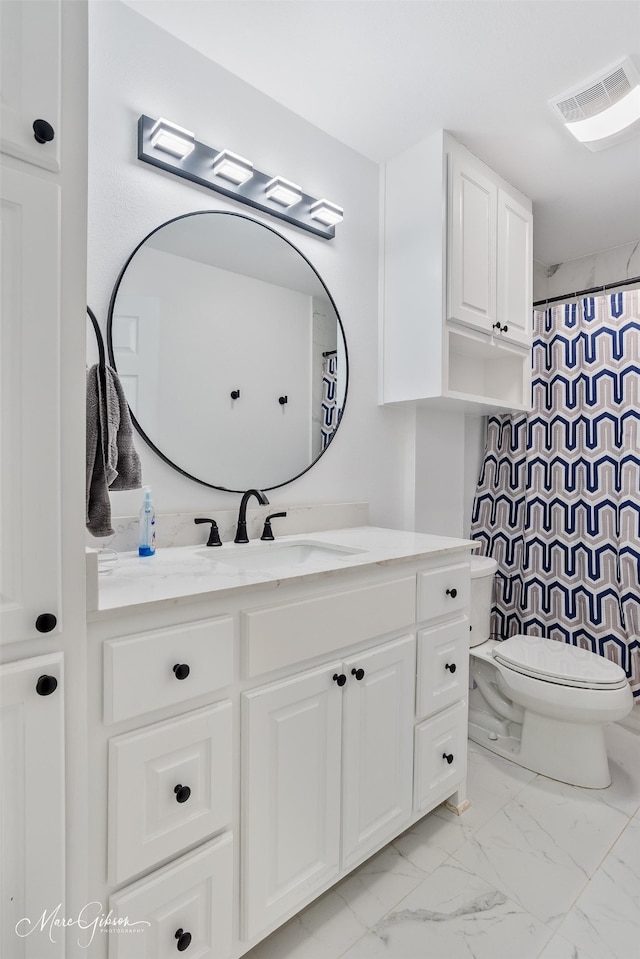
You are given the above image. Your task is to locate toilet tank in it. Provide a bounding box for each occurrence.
[469,555,498,647]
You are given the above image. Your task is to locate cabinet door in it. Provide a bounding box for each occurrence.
[447,151,497,333]
[0,0,61,171]
[108,834,233,959]
[417,619,469,720]
[242,662,343,940]
[342,635,415,869]
[1,166,61,646]
[0,654,65,959]
[497,187,533,348]
[414,700,467,814]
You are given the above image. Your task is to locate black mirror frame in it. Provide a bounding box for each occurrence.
[106,210,349,493]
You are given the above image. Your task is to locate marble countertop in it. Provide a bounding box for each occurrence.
[88,526,476,615]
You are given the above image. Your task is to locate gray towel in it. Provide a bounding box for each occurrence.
[86,363,142,537]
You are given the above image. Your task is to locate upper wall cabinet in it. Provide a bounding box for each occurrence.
[381,131,533,413]
[0,0,61,172]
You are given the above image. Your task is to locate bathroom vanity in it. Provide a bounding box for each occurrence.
[86,525,473,958]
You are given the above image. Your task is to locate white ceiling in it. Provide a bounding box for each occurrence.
[121,0,640,267]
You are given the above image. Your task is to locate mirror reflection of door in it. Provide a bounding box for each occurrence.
[108,212,347,491]
[111,295,160,439]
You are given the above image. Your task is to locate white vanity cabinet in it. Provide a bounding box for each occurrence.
[87,539,472,959]
[381,129,533,412]
[242,634,415,939]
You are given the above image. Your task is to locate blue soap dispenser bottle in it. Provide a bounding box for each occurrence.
[138,486,156,556]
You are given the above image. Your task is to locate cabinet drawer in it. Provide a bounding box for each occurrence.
[414,700,467,813]
[108,833,233,959]
[104,617,233,723]
[416,618,469,719]
[109,703,232,885]
[417,563,470,622]
[243,576,416,677]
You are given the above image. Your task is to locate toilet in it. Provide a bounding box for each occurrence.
[468,555,633,788]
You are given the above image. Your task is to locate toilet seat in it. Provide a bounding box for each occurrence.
[492,635,629,690]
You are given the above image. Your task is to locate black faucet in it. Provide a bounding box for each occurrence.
[234,489,269,543]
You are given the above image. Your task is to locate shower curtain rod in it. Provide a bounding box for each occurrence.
[533,274,640,308]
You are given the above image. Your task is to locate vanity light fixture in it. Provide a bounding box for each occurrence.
[309,199,344,227]
[137,115,343,239]
[150,118,195,158]
[549,57,640,151]
[265,176,303,208]
[212,149,254,185]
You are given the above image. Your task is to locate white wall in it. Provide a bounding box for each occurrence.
[533,239,640,303]
[88,0,470,535]
[88,0,401,525]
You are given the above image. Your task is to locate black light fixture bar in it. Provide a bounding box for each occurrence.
[137,115,338,240]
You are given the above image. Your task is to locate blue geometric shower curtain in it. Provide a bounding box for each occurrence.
[471,290,640,698]
[321,353,339,450]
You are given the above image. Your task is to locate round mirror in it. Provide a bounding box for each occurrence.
[107,211,348,491]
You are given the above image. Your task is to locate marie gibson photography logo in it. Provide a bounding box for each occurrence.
[15,901,151,948]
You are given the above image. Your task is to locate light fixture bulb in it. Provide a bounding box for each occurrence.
[150,118,195,159]
[565,84,640,144]
[265,176,303,208]
[309,199,344,227]
[212,149,254,185]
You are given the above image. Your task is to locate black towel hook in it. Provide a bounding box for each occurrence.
[87,306,106,370]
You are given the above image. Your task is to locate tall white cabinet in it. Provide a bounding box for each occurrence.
[381,130,533,412]
[0,2,88,957]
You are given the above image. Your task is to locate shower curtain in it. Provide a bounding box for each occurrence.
[321,353,339,450]
[471,290,640,698]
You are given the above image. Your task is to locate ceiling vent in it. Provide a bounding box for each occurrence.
[549,57,640,150]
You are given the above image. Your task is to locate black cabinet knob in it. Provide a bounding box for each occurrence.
[173,663,190,680]
[35,613,57,633]
[33,119,55,143]
[502,325,508,332]
[443,752,454,765]
[36,674,58,696]
[175,928,192,951]
[278,395,288,405]
[174,784,191,803]
[332,673,347,687]
[351,668,365,681]
[445,663,457,673]
[230,389,240,400]
[445,588,458,599]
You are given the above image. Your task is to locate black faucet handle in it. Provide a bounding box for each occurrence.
[194,517,222,547]
[261,511,287,541]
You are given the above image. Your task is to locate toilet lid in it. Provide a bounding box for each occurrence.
[492,635,628,689]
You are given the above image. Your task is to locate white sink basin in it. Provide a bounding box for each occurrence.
[196,540,366,571]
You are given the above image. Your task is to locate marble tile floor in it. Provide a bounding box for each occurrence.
[245,722,640,959]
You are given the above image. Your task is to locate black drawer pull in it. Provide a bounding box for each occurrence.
[445,588,458,599]
[173,663,190,680]
[35,613,57,633]
[443,752,454,765]
[33,119,55,143]
[332,673,347,687]
[174,784,191,803]
[36,674,58,696]
[175,928,192,951]
[445,663,457,673]
[351,668,365,681]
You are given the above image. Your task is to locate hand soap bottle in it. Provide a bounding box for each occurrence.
[138,486,156,556]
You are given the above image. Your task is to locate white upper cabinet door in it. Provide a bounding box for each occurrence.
[341,635,415,870]
[0,0,61,171]
[497,187,533,348]
[0,653,65,959]
[447,151,498,334]
[241,662,343,940]
[1,166,61,646]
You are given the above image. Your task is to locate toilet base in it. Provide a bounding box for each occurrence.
[468,703,612,788]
